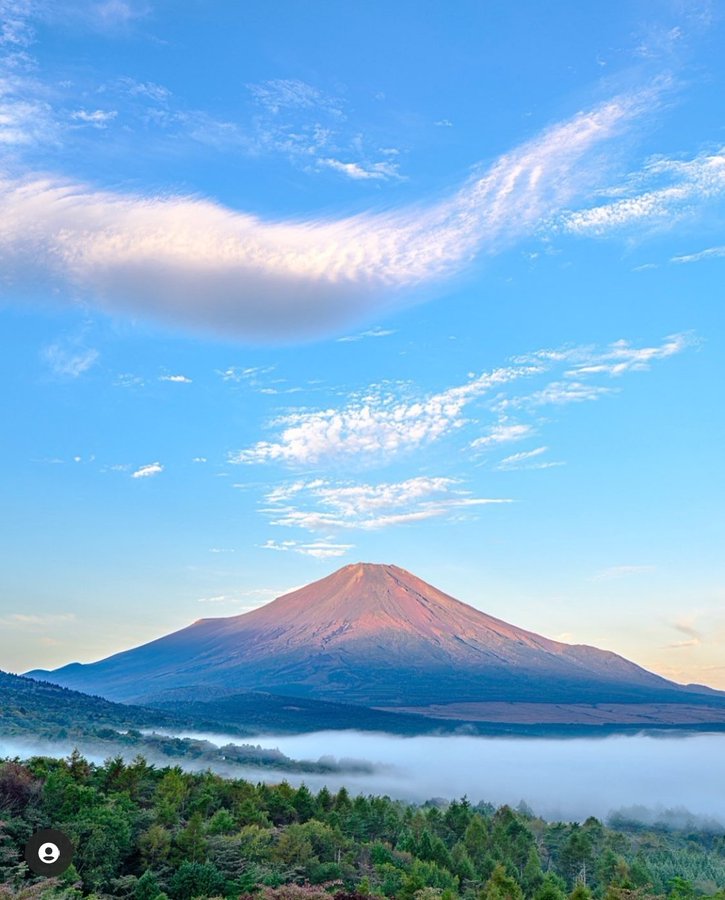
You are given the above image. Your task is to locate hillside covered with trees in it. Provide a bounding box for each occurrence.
[0,753,723,900]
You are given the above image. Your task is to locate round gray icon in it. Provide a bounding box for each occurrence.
[24,829,74,876]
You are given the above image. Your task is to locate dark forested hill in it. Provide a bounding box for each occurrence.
[0,670,174,738]
[0,670,456,739]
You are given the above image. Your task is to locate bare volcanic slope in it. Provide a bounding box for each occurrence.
[28,563,724,712]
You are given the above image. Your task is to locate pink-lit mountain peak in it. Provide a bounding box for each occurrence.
[209,562,558,654]
[30,562,710,709]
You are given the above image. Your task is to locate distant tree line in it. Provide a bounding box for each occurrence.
[0,752,723,900]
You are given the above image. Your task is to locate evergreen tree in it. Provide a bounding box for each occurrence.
[521,846,545,896]
[479,863,524,900]
[175,811,207,863]
[135,869,162,900]
[534,873,567,900]
[569,884,593,900]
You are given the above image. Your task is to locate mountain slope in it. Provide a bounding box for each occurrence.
[27,563,725,710]
[0,670,175,737]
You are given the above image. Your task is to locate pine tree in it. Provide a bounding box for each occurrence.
[479,863,524,900]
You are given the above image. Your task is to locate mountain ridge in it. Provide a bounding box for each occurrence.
[27,563,725,716]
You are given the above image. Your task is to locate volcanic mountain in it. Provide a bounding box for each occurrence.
[28,564,725,721]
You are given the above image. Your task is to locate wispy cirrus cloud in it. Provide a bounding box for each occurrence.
[513,333,692,376]
[263,475,510,533]
[262,538,354,559]
[42,341,99,378]
[118,76,171,103]
[496,446,563,471]
[337,326,396,343]
[496,334,692,410]
[671,245,725,264]
[470,422,534,449]
[0,96,56,145]
[666,618,703,649]
[0,1,35,49]
[0,612,75,627]
[560,147,725,236]
[0,85,667,340]
[319,157,401,181]
[563,333,692,376]
[246,78,403,181]
[217,365,275,384]
[248,78,344,117]
[501,380,617,409]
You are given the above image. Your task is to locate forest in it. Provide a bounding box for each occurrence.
[0,753,723,900]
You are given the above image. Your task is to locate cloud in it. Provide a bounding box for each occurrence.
[159,374,192,383]
[564,333,693,377]
[471,422,533,449]
[0,87,663,341]
[668,618,703,648]
[514,333,692,379]
[671,245,725,264]
[262,538,353,559]
[337,326,396,343]
[245,78,404,182]
[217,364,304,395]
[247,78,343,116]
[320,157,401,181]
[560,147,725,236]
[217,366,275,384]
[233,333,690,468]
[119,77,170,103]
[131,461,163,479]
[115,372,144,388]
[498,335,691,410]
[0,1,35,49]
[195,590,285,609]
[70,108,117,127]
[0,96,56,145]
[262,476,511,533]
[91,0,146,30]
[514,380,616,407]
[497,446,563,471]
[0,612,75,627]
[593,564,655,581]
[42,342,99,377]
[233,366,533,466]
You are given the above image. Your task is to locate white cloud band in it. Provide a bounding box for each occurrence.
[0,88,657,341]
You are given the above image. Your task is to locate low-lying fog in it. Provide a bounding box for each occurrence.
[2,730,724,825]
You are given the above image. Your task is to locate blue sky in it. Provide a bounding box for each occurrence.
[1,0,724,687]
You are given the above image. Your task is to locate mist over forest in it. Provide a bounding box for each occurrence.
[3,729,723,826]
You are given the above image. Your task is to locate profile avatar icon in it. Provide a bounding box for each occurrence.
[38,842,61,864]
[24,829,73,876]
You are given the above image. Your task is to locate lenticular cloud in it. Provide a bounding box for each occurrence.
[0,90,653,341]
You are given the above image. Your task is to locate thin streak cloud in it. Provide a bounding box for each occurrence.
[262,476,510,533]
[131,461,164,479]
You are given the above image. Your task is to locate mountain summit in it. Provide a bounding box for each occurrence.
[28,563,723,714]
